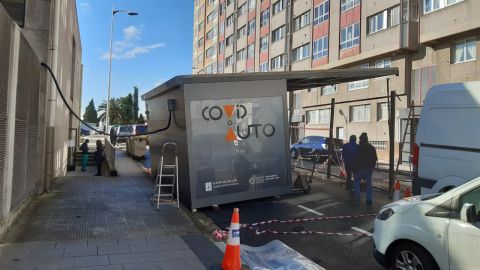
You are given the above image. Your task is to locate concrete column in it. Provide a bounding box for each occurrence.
[4,23,21,215]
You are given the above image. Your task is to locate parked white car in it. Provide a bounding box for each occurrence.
[373,176,480,270]
[413,81,480,195]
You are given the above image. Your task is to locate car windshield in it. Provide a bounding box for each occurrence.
[421,193,442,201]
[119,126,132,132]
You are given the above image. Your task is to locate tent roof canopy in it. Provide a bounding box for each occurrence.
[142,68,399,100]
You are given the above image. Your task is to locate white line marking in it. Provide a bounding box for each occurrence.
[297,205,324,216]
[351,227,373,237]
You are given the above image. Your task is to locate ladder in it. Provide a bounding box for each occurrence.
[394,101,418,180]
[153,142,179,209]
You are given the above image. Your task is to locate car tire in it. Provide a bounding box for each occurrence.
[291,149,298,159]
[389,243,438,270]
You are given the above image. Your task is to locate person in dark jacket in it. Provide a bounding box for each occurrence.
[342,135,359,195]
[110,127,117,147]
[94,140,104,176]
[353,133,377,204]
[79,139,89,171]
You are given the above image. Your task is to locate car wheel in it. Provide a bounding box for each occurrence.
[291,149,298,159]
[389,243,438,270]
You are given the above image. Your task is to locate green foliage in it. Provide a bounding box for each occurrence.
[97,98,123,125]
[138,113,145,124]
[120,93,135,124]
[83,99,98,123]
[133,86,139,121]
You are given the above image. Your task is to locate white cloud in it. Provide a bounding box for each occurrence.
[79,2,91,12]
[101,25,165,60]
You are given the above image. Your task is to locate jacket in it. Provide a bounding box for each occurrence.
[79,143,89,154]
[342,138,359,167]
[355,142,377,171]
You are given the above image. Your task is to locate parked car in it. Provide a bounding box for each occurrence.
[373,175,480,270]
[117,125,133,142]
[413,81,480,195]
[290,136,343,163]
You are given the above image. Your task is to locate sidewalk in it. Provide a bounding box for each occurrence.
[0,151,222,270]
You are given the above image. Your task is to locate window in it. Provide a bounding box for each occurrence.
[271,54,284,70]
[238,3,248,16]
[237,48,246,60]
[424,0,464,14]
[458,187,480,217]
[453,38,476,63]
[314,0,329,25]
[272,25,285,43]
[219,21,225,34]
[312,36,328,60]
[293,43,310,62]
[307,109,330,124]
[248,19,256,35]
[368,6,400,34]
[198,21,204,32]
[261,9,270,27]
[272,0,284,15]
[197,53,204,64]
[249,0,256,10]
[260,61,269,72]
[350,104,371,122]
[226,14,235,27]
[208,0,216,6]
[219,41,225,53]
[220,3,225,15]
[206,65,213,74]
[375,58,392,68]
[340,23,360,50]
[341,0,360,12]
[206,26,217,40]
[348,64,369,90]
[227,0,235,6]
[226,34,235,46]
[206,45,216,57]
[207,8,217,23]
[260,35,269,51]
[247,43,255,58]
[226,55,234,66]
[218,61,224,73]
[237,25,247,38]
[294,11,310,31]
[197,37,204,48]
[377,102,388,121]
[321,85,336,95]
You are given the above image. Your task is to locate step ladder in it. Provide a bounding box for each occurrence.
[394,101,420,180]
[153,142,179,209]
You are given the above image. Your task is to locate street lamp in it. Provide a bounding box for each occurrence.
[105,7,138,133]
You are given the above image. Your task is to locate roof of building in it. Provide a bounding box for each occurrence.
[142,68,399,100]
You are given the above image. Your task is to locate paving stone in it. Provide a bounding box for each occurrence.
[0,244,30,260]
[55,241,88,249]
[0,259,36,270]
[156,241,189,251]
[123,262,160,270]
[109,253,144,264]
[74,255,109,267]
[35,257,75,269]
[128,243,160,253]
[63,246,97,257]
[28,248,64,259]
[86,265,123,270]
[97,244,130,255]
[148,236,181,243]
[117,238,149,246]
[87,240,119,247]
[157,259,206,270]
[142,249,197,262]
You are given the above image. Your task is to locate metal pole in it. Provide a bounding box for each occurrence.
[389,90,396,198]
[327,98,335,179]
[106,7,115,133]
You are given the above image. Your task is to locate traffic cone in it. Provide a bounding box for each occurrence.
[222,208,241,270]
[393,180,401,201]
[403,187,412,198]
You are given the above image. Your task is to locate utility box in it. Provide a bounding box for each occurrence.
[143,78,291,209]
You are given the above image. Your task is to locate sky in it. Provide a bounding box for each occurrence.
[77,0,194,117]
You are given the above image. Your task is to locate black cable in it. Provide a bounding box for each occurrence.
[41,62,172,137]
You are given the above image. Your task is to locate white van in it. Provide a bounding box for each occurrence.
[413,81,480,195]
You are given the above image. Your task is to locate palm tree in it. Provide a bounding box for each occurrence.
[97,98,123,125]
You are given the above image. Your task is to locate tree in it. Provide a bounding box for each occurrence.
[120,94,135,124]
[83,99,98,123]
[97,98,123,125]
[138,113,145,124]
[133,86,139,121]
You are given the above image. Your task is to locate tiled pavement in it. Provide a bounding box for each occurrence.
[0,151,223,269]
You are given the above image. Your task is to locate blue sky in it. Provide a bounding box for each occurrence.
[77,0,194,116]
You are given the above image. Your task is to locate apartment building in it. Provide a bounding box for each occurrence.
[192,0,478,161]
[0,0,82,236]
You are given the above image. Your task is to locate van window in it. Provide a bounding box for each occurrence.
[120,126,132,132]
[425,108,480,149]
[135,125,148,134]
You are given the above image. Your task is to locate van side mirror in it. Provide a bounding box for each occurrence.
[460,203,477,224]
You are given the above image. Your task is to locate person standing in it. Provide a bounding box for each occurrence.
[94,140,104,176]
[354,133,377,204]
[342,135,359,196]
[110,127,117,147]
[79,139,89,171]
